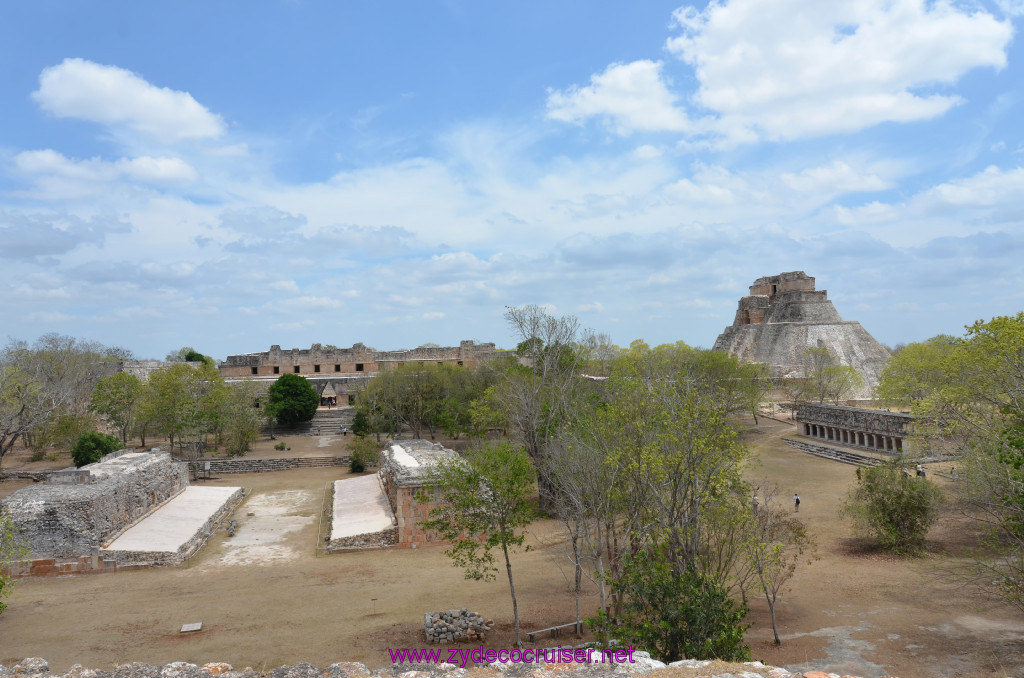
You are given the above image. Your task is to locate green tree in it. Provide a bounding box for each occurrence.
[0,511,29,615]
[803,347,864,404]
[842,463,944,555]
[602,548,750,662]
[546,340,755,625]
[877,315,1024,606]
[90,372,143,445]
[419,442,536,647]
[348,436,380,472]
[876,335,958,408]
[745,494,814,645]
[0,334,125,464]
[267,373,319,427]
[166,346,215,365]
[220,380,264,456]
[144,362,230,470]
[500,305,592,512]
[71,431,123,467]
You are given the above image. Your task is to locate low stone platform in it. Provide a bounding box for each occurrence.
[327,475,396,550]
[102,486,244,564]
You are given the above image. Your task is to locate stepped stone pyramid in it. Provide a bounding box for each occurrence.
[712,271,891,399]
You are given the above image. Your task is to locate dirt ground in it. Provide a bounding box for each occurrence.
[3,421,1024,678]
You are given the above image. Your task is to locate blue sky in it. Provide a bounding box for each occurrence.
[2,0,1024,360]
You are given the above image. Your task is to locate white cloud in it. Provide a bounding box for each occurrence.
[665,0,1012,144]
[546,60,691,135]
[995,0,1024,16]
[780,161,890,194]
[117,156,198,183]
[32,58,225,142]
[834,165,1024,245]
[12,149,198,194]
[918,165,1024,207]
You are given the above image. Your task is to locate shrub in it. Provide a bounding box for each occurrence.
[595,548,750,663]
[70,432,123,468]
[351,410,371,437]
[842,463,945,555]
[274,442,287,451]
[349,436,380,473]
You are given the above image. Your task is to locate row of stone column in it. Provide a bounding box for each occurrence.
[802,423,902,453]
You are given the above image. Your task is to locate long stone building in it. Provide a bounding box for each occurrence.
[796,403,912,454]
[713,271,891,399]
[218,340,511,405]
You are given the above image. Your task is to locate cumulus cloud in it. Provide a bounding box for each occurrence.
[546,60,691,135]
[32,58,225,142]
[666,0,1012,144]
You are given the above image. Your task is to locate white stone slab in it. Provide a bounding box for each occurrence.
[180,622,202,633]
[104,486,241,553]
[331,475,394,540]
[389,443,420,468]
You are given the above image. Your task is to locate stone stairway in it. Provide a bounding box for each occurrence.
[783,437,887,467]
[272,408,356,436]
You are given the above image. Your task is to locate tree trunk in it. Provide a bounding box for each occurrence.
[502,539,523,647]
[767,592,780,646]
[571,527,582,630]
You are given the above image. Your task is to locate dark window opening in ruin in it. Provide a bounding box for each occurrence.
[355,363,364,372]
[251,367,258,375]
[273,366,280,374]
[294,365,300,373]
[253,400,260,408]
[457,361,463,366]
[314,364,320,373]
[741,310,751,325]
[771,284,777,294]
[334,364,341,372]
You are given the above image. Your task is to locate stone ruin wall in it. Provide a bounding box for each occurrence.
[749,270,817,297]
[219,340,511,378]
[0,450,188,559]
[378,441,453,548]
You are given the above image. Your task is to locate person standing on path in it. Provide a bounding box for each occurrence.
[794,493,801,512]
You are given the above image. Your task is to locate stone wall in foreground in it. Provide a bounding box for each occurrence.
[0,656,892,678]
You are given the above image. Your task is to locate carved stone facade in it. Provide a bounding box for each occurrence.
[796,403,912,454]
[713,271,891,399]
[219,341,511,406]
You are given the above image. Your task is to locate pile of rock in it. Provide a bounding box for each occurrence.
[423,608,492,643]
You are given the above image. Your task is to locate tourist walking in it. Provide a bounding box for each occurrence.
[794,493,801,512]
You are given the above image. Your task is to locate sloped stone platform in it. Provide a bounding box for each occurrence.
[102,485,244,564]
[327,475,396,550]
